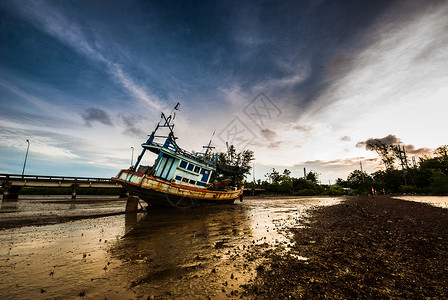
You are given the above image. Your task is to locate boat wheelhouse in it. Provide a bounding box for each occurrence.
[113,105,244,208]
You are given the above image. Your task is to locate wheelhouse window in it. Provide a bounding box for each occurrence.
[178,160,201,174]
[179,160,188,169]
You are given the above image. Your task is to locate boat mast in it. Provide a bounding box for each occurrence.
[133,103,179,171]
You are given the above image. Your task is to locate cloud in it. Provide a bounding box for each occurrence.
[325,52,354,79]
[251,128,291,150]
[0,105,77,130]
[107,64,163,111]
[260,129,277,140]
[293,125,312,132]
[82,108,112,127]
[0,127,79,158]
[302,1,448,127]
[356,134,431,156]
[7,0,164,111]
[119,113,146,138]
[356,134,401,150]
[0,77,76,120]
[300,157,370,168]
[402,145,432,156]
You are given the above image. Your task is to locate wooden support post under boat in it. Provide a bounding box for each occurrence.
[71,184,78,200]
[2,183,21,201]
[125,196,140,213]
[119,188,129,198]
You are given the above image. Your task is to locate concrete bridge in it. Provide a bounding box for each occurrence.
[0,173,127,200]
[243,187,267,196]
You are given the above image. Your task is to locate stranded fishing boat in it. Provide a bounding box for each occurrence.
[113,104,245,208]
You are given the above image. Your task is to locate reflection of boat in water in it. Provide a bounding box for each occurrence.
[113,104,244,208]
[108,204,252,298]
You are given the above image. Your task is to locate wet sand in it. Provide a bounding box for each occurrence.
[0,196,132,230]
[2,195,447,299]
[244,196,448,299]
[0,195,339,299]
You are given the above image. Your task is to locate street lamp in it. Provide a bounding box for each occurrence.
[22,139,30,176]
[130,146,134,166]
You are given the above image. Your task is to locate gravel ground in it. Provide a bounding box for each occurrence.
[243,196,448,299]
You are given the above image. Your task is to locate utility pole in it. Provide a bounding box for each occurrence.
[130,147,134,166]
[360,161,365,182]
[252,163,255,183]
[22,139,30,176]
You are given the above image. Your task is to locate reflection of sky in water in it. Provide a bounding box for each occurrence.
[246,197,342,244]
[0,195,128,221]
[0,215,131,299]
[0,196,341,299]
[394,196,448,209]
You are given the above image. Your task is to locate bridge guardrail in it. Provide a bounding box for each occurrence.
[0,173,113,182]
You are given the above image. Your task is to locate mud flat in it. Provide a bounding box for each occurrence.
[0,196,131,230]
[244,196,448,299]
[0,196,340,299]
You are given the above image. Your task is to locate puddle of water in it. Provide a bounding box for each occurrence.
[0,195,128,222]
[0,196,341,299]
[393,195,448,209]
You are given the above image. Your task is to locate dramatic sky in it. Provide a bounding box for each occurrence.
[1,0,447,183]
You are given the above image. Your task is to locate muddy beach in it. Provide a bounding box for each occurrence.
[0,196,131,230]
[0,195,339,299]
[1,195,447,299]
[244,196,448,299]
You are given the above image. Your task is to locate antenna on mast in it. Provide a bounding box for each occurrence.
[203,130,216,156]
[169,102,180,116]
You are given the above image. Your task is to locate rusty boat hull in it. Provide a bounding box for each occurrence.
[113,170,243,208]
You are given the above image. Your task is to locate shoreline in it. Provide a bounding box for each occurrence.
[0,211,127,230]
[244,196,448,298]
[0,197,131,230]
[0,195,332,230]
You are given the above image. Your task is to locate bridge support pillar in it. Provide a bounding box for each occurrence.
[119,188,129,198]
[3,185,21,201]
[71,184,78,200]
[125,196,139,213]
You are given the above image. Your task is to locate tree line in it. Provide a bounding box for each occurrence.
[246,168,346,196]
[244,144,448,196]
[337,145,448,195]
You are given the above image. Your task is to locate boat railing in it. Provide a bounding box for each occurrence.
[165,142,217,167]
[145,138,217,168]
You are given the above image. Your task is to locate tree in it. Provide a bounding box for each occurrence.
[372,169,403,193]
[216,145,254,181]
[335,178,349,187]
[283,169,291,178]
[306,171,318,183]
[435,145,448,158]
[366,141,395,170]
[430,169,448,195]
[347,170,372,194]
[327,185,345,195]
[265,168,281,184]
